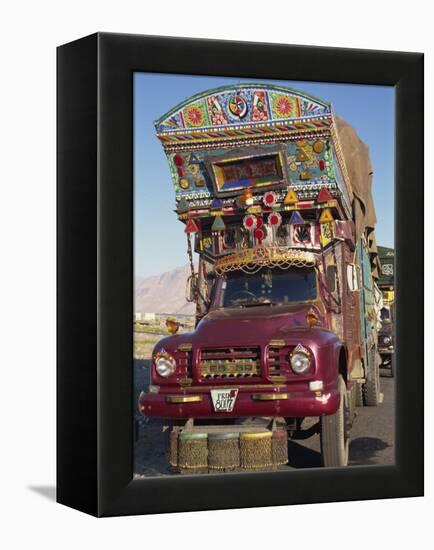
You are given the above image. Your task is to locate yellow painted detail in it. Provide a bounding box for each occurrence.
[166,395,203,404]
[269,339,286,347]
[240,431,273,440]
[319,207,334,223]
[177,343,193,351]
[284,189,299,204]
[251,393,289,401]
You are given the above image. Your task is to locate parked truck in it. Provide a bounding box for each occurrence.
[138,84,381,469]
[377,246,395,377]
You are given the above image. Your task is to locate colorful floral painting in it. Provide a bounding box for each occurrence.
[183,102,209,128]
[271,93,296,118]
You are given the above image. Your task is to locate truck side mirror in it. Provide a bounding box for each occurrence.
[205,272,216,301]
[347,264,361,292]
[185,274,196,302]
[326,265,337,293]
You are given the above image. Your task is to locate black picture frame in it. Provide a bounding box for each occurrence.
[57,32,424,517]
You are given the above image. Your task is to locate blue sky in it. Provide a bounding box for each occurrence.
[134,73,394,278]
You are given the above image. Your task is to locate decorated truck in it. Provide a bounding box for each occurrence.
[377,246,395,376]
[138,84,381,470]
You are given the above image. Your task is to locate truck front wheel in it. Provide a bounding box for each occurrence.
[320,375,349,467]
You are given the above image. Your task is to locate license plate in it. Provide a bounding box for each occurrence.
[210,388,239,412]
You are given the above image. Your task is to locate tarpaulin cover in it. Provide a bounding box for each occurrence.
[335,116,378,244]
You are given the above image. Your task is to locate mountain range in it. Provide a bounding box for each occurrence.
[134,264,196,315]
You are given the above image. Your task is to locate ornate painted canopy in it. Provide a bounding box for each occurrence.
[150,84,379,266]
[152,84,355,234]
[154,84,332,137]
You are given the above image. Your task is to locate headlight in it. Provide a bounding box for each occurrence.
[290,351,311,374]
[383,336,392,345]
[155,351,176,377]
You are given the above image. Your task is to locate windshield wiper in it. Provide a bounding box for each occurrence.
[238,299,276,308]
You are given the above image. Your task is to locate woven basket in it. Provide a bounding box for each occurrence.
[178,432,208,471]
[208,432,240,471]
[168,429,179,468]
[271,429,288,466]
[240,431,273,469]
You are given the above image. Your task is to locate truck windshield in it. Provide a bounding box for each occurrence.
[219,267,317,308]
[381,307,391,321]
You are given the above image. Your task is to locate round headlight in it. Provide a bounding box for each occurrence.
[383,336,392,345]
[155,353,176,377]
[290,352,310,374]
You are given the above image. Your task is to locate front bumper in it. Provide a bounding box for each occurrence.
[138,384,340,419]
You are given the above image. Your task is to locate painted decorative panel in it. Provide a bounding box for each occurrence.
[168,140,337,200]
[155,84,331,134]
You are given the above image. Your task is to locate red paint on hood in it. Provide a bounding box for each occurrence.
[194,303,323,345]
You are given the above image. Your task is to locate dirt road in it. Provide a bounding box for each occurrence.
[286,370,395,468]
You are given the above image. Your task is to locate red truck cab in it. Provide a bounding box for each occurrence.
[140,263,345,418]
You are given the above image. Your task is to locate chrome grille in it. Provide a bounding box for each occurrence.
[267,344,293,379]
[199,347,260,378]
[174,346,193,381]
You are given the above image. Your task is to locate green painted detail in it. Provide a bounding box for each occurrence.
[177,199,189,213]
[357,239,376,364]
[208,432,239,440]
[179,432,208,441]
[378,246,394,286]
[211,215,226,232]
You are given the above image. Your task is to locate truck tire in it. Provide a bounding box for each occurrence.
[363,346,381,406]
[348,383,357,424]
[355,382,364,406]
[320,375,349,467]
